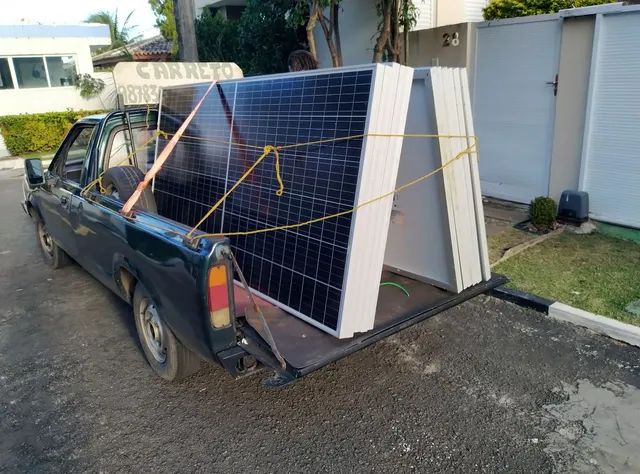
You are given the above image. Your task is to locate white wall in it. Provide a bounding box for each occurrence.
[0,36,110,115]
[315,0,381,68]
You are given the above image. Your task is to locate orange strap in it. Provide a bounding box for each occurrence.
[121,81,218,214]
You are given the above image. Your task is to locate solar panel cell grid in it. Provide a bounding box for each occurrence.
[153,64,413,337]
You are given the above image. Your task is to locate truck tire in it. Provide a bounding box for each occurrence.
[102,166,157,213]
[133,283,201,381]
[36,220,69,269]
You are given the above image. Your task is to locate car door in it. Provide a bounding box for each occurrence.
[41,124,96,260]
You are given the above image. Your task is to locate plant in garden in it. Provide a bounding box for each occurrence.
[373,0,417,63]
[195,0,304,75]
[483,0,616,20]
[289,1,343,67]
[75,74,106,99]
[85,9,138,50]
[529,196,557,232]
[0,110,105,156]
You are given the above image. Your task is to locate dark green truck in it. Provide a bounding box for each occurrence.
[22,108,501,386]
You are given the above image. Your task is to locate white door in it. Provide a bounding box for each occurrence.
[473,17,561,203]
[580,11,640,228]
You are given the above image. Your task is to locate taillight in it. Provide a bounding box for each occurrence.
[207,264,231,328]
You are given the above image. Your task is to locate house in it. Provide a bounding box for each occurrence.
[471,3,640,228]
[191,0,487,67]
[314,0,488,67]
[193,0,246,20]
[0,23,111,116]
[91,35,173,69]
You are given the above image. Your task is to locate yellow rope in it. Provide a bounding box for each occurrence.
[189,140,475,241]
[186,144,284,238]
[79,124,477,245]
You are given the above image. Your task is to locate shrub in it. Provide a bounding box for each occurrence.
[483,0,616,21]
[0,109,105,156]
[195,0,305,76]
[529,196,557,231]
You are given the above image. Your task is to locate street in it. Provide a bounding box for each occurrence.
[1,169,639,473]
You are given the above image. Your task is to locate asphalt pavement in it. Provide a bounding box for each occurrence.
[1,169,639,473]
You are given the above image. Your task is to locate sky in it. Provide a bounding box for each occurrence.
[1,0,160,39]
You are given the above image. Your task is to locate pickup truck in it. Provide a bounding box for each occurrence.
[22,107,502,386]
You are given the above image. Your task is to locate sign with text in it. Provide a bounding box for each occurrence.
[112,62,244,105]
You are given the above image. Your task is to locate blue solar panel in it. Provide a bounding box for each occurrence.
[154,68,376,333]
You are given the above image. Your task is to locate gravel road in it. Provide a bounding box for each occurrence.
[1,169,639,473]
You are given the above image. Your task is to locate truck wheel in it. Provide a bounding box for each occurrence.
[36,220,68,269]
[133,284,201,381]
[102,166,158,213]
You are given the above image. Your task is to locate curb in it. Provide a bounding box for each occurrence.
[489,286,640,348]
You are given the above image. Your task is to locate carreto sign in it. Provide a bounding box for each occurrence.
[112,62,244,105]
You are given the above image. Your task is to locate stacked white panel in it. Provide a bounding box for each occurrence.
[385,67,490,292]
[338,63,414,337]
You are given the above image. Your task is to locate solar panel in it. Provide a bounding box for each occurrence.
[153,64,413,338]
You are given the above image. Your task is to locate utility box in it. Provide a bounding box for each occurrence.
[557,190,589,224]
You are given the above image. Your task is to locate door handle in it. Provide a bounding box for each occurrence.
[60,196,69,205]
[546,74,559,96]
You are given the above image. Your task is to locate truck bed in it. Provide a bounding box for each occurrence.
[234,271,506,377]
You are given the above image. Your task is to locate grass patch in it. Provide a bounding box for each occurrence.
[494,232,640,325]
[22,150,55,160]
[487,225,535,264]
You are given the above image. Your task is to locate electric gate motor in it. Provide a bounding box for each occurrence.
[557,190,589,224]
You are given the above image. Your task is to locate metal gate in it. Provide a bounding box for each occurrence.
[472,16,561,203]
[579,10,640,228]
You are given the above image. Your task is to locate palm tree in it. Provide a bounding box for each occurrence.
[86,9,137,49]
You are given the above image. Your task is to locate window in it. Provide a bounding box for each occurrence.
[0,58,14,90]
[106,127,156,173]
[58,126,95,183]
[13,57,48,89]
[4,56,78,89]
[46,56,76,87]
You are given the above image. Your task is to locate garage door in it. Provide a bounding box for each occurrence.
[473,17,561,203]
[580,11,640,228]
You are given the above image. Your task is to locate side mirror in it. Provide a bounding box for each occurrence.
[24,158,45,187]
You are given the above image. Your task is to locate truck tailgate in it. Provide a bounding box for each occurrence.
[234,271,506,378]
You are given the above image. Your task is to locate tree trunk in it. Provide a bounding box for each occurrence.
[317,12,340,67]
[174,0,198,61]
[373,0,392,63]
[306,4,319,61]
[331,2,342,66]
[402,0,409,64]
[390,0,400,62]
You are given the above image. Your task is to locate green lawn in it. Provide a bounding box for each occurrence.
[487,225,535,264]
[493,232,640,325]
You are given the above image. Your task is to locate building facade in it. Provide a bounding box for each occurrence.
[0,24,111,116]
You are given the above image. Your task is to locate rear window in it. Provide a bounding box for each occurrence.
[106,127,156,173]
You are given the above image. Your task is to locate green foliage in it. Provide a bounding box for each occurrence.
[86,9,138,50]
[195,10,241,64]
[0,110,105,156]
[529,196,557,231]
[75,74,106,99]
[483,0,616,20]
[149,0,178,55]
[195,0,304,76]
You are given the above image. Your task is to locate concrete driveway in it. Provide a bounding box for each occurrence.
[1,169,639,473]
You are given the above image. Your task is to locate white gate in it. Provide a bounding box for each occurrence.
[579,11,640,228]
[473,17,561,203]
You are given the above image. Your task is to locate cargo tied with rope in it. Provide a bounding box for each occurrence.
[81,64,490,340]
